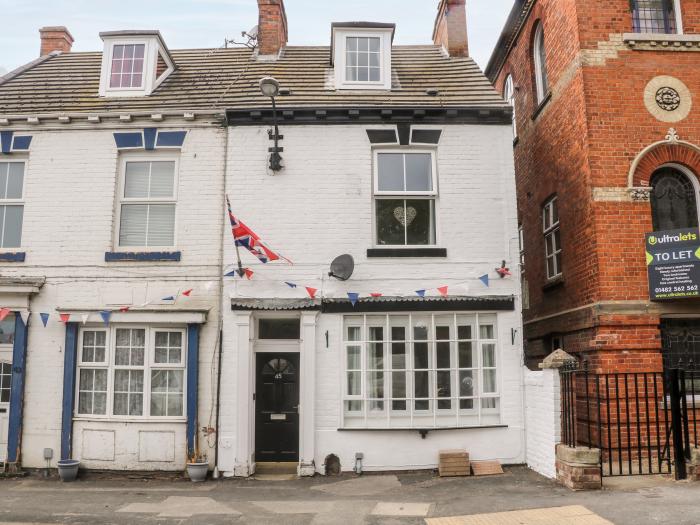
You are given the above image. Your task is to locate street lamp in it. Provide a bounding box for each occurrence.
[259,77,283,172]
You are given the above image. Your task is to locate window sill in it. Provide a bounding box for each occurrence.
[0,252,26,262]
[338,424,508,438]
[73,416,187,424]
[531,92,552,120]
[623,33,700,50]
[104,251,181,262]
[367,248,447,258]
[543,276,565,291]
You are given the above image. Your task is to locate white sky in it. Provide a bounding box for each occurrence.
[0,0,513,73]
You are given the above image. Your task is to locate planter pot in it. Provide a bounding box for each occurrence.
[186,462,209,482]
[57,460,80,482]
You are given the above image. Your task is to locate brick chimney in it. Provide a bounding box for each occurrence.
[432,0,468,57]
[39,26,74,56]
[257,0,288,57]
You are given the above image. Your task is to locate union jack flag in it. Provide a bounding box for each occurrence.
[227,198,285,264]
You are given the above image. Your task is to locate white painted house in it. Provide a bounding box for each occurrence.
[217,0,524,476]
[0,0,525,476]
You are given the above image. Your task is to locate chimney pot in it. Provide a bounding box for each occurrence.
[257,0,288,58]
[39,26,74,56]
[432,0,468,57]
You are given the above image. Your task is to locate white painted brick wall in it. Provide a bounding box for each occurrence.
[3,126,226,469]
[524,368,561,479]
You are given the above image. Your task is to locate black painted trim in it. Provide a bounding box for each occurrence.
[367,248,447,258]
[321,297,515,314]
[531,92,552,120]
[411,129,442,144]
[397,123,411,146]
[366,129,398,144]
[227,106,512,126]
[104,251,182,262]
[0,252,26,262]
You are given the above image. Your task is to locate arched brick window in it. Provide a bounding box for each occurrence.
[532,22,549,104]
[503,74,516,138]
[650,166,699,231]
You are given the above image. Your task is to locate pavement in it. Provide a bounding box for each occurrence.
[0,466,698,524]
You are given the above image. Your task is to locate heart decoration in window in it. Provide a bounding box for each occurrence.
[394,206,417,227]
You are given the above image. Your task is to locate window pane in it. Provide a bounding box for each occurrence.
[483,344,496,367]
[0,164,6,199]
[369,68,380,82]
[459,370,474,397]
[6,163,24,198]
[405,154,432,191]
[458,342,473,368]
[119,204,147,246]
[376,199,406,245]
[370,53,380,67]
[405,199,434,245]
[149,162,175,198]
[358,38,369,52]
[368,371,384,399]
[259,318,300,339]
[377,154,404,191]
[457,324,472,340]
[347,346,361,369]
[346,67,358,81]
[168,395,183,417]
[347,37,358,51]
[480,325,495,340]
[347,326,361,342]
[146,204,175,246]
[347,371,361,395]
[2,205,23,248]
[124,162,150,198]
[0,314,15,345]
[369,342,383,369]
[483,369,497,393]
[391,341,406,369]
[369,38,380,52]
[414,342,429,369]
[437,370,452,409]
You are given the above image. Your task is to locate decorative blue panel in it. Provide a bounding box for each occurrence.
[11,136,32,151]
[186,324,200,459]
[113,132,143,149]
[60,323,79,460]
[143,128,157,151]
[104,251,181,262]
[156,131,187,148]
[0,252,26,262]
[6,313,28,463]
[0,131,12,154]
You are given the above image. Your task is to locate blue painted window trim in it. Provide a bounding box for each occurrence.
[113,132,143,149]
[156,131,187,148]
[0,131,13,154]
[104,251,181,262]
[60,323,79,460]
[7,313,29,464]
[11,136,32,151]
[0,131,32,154]
[113,129,187,151]
[186,324,200,460]
[0,252,26,262]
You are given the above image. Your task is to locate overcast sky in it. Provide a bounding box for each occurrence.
[0,0,513,75]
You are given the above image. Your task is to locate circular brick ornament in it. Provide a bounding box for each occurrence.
[644,76,691,123]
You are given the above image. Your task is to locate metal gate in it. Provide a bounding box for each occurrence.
[560,362,698,479]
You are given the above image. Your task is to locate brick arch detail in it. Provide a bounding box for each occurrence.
[629,142,700,187]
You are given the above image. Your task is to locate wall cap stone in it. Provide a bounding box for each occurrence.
[539,349,577,369]
[556,444,601,466]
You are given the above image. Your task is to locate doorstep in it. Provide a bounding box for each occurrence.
[253,462,298,480]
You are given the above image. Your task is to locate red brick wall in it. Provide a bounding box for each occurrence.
[493,0,700,371]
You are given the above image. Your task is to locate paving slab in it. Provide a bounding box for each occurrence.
[371,502,432,517]
[425,505,614,525]
[311,474,402,496]
[117,496,240,518]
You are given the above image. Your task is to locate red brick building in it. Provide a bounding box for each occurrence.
[486,0,700,372]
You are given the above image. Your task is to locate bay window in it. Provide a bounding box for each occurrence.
[374,151,437,246]
[76,326,186,419]
[342,314,501,428]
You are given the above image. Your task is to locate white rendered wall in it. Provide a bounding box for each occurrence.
[1,123,225,470]
[524,368,561,479]
[218,123,524,475]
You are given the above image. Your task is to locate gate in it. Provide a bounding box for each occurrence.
[560,361,698,479]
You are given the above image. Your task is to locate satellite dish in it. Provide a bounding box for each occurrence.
[328,254,354,281]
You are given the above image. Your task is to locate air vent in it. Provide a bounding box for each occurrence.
[426,88,439,96]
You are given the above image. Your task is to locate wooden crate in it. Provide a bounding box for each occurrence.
[470,460,504,476]
[438,449,470,477]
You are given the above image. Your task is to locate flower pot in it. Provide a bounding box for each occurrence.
[186,462,209,482]
[57,460,80,482]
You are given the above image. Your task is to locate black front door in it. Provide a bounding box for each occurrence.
[255,353,300,462]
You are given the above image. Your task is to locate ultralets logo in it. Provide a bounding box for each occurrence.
[648,231,698,246]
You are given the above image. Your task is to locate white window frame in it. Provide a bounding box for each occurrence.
[543,196,562,280]
[533,22,549,104]
[75,325,187,422]
[503,74,517,138]
[340,313,501,430]
[0,360,11,404]
[373,148,439,248]
[98,37,175,98]
[0,160,25,249]
[333,28,393,91]
[632,0,683,34]
[114,154,179,251]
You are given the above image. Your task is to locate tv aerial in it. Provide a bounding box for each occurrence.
[328,254,355,281]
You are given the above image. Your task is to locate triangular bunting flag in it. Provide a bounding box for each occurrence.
[370,293,383,298]
[182,289,193,297]
[244,268,254,280]
[162,296,176,301]
[438,286,449,297]
[81,313,89,325]
[19,311,30,325]
[0,308,10,321]
[40,313,49,327]
[347,292,359,306]
[479,274,490,287]
[416,289,426,298]
[59,313,70,324]
[119,306,130,313]
[305,287,318,299]
[285,282,298,288]
[224,270,237,277]
[100,311,112,326]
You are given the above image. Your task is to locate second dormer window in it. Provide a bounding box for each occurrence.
[346,37,381,82]
[110,44,145,89]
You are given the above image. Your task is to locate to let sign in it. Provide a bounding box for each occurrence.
[646,228,700,300]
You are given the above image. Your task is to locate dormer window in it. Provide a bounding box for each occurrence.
[331,23,395,91]
[99,31,175,98]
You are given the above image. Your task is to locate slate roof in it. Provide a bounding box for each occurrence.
[0,45,507,116]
